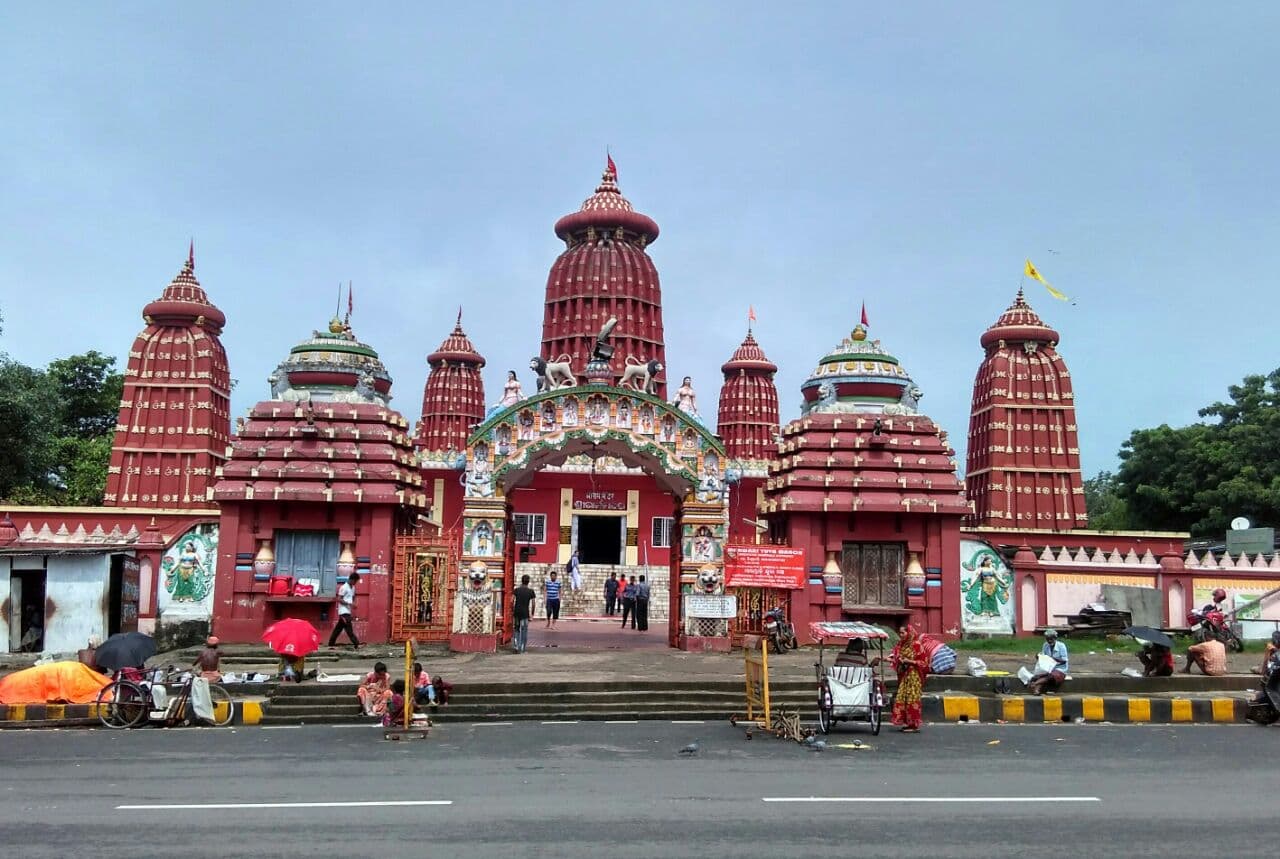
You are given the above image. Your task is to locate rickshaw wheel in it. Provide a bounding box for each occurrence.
[870,680,886,736]
[817,680,833,734]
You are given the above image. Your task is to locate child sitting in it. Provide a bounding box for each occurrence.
[382,679,407,727]
[412,662,436,706]
[432,675,453,706]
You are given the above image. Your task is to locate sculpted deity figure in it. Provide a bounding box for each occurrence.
[674,376,699,417]
[496,370,524,408]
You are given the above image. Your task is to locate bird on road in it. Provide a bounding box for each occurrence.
[806,740,827,752]
[679,740,701,756]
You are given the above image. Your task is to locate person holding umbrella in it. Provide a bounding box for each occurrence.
[94,632,157,676]
[1126,626,1175,677]
[262,618,321,681]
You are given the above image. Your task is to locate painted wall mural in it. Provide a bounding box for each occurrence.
[959,538,1015,634]
[157,523,219,620]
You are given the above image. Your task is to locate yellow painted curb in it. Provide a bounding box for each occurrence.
[45,704,65,720]
[942,696,980,721]
[240,700,264,725]
[1042,697,1063,722]
[1081,697,1105,721]
[1127,699,1151,722]
[1002,698,1025,722]
[1211,698,1235,722]
[7,704,25,722]
[1171,699,1193,722]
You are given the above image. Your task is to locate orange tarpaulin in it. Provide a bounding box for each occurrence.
[0,661,111,705]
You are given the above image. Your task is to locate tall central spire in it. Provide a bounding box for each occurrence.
[540,159,667,397]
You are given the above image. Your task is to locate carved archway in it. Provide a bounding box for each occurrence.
[455,385,730,649]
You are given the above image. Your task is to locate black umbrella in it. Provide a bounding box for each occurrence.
[1124,626,1174,649]
[94,632,157,671]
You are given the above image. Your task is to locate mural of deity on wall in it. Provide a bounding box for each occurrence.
[586,395,609,426]
[469,520,495,557]
[616,398,632,429]
[697,453,723,503]
[496,424,513,456]
[660,416,677,444]
[540,401,557,432]
[562,397,580,427]
[690,524,719,563]
[639,405,654,435]
[959,539,1015,634]
[158,523,219,619]
[474,442,489,464]
[682,428,698,451]
[518,410,535,441]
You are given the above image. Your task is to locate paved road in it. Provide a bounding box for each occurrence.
[3,720,1277,858]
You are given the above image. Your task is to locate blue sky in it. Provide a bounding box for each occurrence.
[2,3,1277,476]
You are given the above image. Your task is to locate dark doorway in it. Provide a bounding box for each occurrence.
[12,570,46,653]
[108,555,124,637]
[577,515,624,565]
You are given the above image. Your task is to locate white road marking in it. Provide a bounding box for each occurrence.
[473,722,514,727]
[118,800,453,810]
[762,797,1101,804]
[260,725,302,730]
[540,720,580,724]
[605,720,639,724]
[671,720,705,724]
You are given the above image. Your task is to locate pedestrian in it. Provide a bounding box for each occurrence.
[1184,637,1227,676]
[193,635,222,681]
[412,661,436,706]
[1138,642,1174,677]
[890,625,928,732]
[513,574,536,652]
[544,570,562,629]
[432,675,452,706]
[1028,630,1070,695]
[567,550,582,592]
[620,575,638,629]
[635,574,651,631]
[384,679,407,727]
[328,571,361,648]
[604,571,619,616]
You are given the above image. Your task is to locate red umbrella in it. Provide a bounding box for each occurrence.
[261,618,321,657]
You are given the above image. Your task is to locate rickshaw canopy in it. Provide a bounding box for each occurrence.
[808,621,890,642]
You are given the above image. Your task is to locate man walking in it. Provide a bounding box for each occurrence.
[328,571,361,648]
[604,571,619,616]
[512,574,536,653]
[567,550,582,592]
[620,575,638,629]
[635,574,651,631]
[544,569,562,629]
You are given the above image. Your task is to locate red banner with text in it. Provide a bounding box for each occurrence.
[723,545,808,590]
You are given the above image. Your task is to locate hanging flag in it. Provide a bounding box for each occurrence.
[347,281,353,319]
[1024,259,1069,301]
[860,301,869,327]
[607,152,617,178]
[748,305,756,322]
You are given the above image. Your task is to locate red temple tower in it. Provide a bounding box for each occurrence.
[541,160,667,396]
[105,246,231,507]
[965,289,1086,530]
[716,329,780,461]
[415,311,487,454]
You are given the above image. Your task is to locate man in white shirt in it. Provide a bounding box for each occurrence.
[328,571,361,648]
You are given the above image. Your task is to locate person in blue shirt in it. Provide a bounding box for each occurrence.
[543,570,562,630]
[1028,630,1069,695]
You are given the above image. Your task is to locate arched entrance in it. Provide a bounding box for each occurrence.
[451,385,729,650]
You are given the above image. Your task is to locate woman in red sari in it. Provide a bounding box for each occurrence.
[890,624,928,732]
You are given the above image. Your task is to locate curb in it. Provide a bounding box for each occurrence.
[1,698,266,729]
[922,694,1245,724]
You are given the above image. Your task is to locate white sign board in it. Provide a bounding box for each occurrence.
[685,593,737,619]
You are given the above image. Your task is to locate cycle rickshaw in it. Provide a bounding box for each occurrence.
[812,621,889,735]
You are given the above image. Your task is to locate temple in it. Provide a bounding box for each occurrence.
[5,158,1279,657]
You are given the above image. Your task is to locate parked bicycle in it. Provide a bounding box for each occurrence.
[96,669,234,729]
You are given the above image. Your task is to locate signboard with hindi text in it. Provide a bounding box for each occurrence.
[723,545,807,590]
[685,593,738,619]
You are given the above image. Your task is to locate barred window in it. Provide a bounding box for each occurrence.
[651,516,675,548]
[513,513,546,544]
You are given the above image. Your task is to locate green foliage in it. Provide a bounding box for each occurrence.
[0,347,122,505]
[1113,368,1280,537]
[1082,470,1132,531]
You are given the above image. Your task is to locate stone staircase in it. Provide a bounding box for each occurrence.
[260,679,817,725]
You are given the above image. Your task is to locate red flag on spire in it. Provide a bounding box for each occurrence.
[188,239,194,268]
[748,305,756,322]
[347,281,353,320]
[606,152,617,178]
[860,301,869,327]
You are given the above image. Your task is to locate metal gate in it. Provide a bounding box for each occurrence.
[729,586,790,646]
[390,531,459,643]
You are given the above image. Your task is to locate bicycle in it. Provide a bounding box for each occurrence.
[96,670,235,729]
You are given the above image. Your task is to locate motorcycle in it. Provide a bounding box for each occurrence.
[763,607,798,654]
[1245,652,1280,726]
[1186,605,1245,653]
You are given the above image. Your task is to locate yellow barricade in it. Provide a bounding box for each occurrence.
[744,636,770,724]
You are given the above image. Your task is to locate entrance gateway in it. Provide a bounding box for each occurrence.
[442,381,731,651]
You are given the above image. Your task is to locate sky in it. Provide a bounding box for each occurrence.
[2,3,1277,477]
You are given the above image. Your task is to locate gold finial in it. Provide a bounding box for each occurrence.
[851,324,867,342]
[328,316,345,334]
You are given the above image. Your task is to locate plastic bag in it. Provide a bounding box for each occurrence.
[1017,666,1034,686]
[967,657,988,677]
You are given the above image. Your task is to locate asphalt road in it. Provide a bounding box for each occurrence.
[3,720,1277,858]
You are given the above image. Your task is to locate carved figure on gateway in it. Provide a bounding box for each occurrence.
[619,357,663,395]
[530,355,577,392]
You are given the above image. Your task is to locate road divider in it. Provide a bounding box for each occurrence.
[925,694,1246,724]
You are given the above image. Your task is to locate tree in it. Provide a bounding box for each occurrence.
[47,351,123,438]
[1082,470,1131,531]
[0,358,61,498]
[1113,368,1280,537]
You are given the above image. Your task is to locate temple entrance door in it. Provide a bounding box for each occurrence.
[577,514,625,565]
[390,531,458,643]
